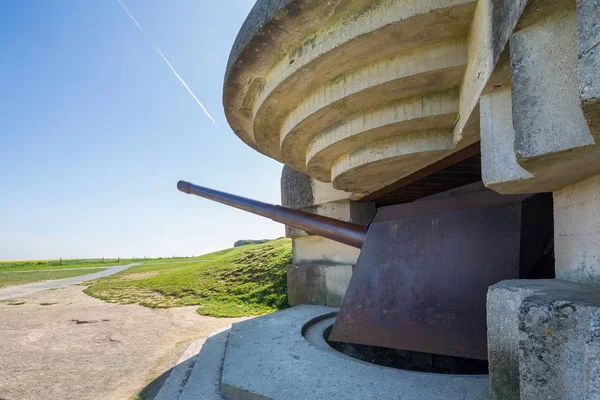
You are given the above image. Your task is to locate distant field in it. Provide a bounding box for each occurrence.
[84,238,292,317]
[0,258,131,272]
[0,268,106,289]
[0,257,193,288]
[0,256,197,272]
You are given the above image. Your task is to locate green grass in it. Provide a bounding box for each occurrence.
[0,256,198,272]
[0,268,107,288]
[0,258,130,272]
[84,238,292,317]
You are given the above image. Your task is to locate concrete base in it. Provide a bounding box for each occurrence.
[487,279,600,400]
[554,173,600,284]
[287,264,353,307]
[155,328,230,400]
[221,305,491,400]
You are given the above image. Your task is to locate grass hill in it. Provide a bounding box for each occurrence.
[84,238,292,317]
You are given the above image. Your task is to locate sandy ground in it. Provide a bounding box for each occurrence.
[0,286,246,400]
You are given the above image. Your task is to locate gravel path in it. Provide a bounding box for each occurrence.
[0,286,247,400]
[0,264,138,301]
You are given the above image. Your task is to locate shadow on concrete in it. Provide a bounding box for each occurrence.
[138,329,230,400]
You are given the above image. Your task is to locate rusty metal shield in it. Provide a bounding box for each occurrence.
[329,185,552,360]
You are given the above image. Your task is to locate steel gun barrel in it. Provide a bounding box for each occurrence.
[177,180,366,248]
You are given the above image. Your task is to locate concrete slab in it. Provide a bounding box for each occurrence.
[179,328,231,400]
[286,264,326,306]
[511,5,592,164]
[487,280,600,400]
[487,281,537,400]
[221,305,491,400]
[480,85,533,193]
[292,235,360,265]
[155,339,205,400]
[554,174,600,284]
[325,265,353,307]
[577,0,600,140]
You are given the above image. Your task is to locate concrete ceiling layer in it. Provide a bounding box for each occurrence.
[224,0,503,199]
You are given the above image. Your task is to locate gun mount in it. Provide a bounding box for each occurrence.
[178,179,553,361]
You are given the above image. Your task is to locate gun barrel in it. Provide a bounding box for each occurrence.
[177,180,366,249]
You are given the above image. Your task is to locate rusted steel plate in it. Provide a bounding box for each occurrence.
[330,185,549,360]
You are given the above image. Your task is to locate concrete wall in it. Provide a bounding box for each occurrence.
[554,174,600,284]
[480,2,600,195]
[281,166,375,307]
[481,2,600,399]
[292,236,360,265]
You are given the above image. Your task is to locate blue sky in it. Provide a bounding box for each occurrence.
[0,0,286,260]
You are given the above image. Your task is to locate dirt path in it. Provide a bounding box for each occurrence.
[0,264,138,301]
[0,286,246,400]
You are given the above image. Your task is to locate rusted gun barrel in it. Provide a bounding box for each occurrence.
[177,180,366,248]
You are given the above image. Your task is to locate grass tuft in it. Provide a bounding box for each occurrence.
[84,238,292,317]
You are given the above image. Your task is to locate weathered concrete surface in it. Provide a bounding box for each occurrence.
[281,165,373,308]
[325,264,353,307]
[487,281,536,400]
[287,263,354,307]
[578,0,600,141]
[280,165,374,238]
[586,310,600,399]
[226,0,599,198]
[519,293,598,400]
[480,85,533,193]
[179,328,231,400]
[487,280,600,400]
[554,174,600,284]
[480,2,600,194]
[511,5,593,165]
[292,235,360,265]
[286,264,326,306]
[221,305,491,400]
[306,90,459,182]
[155,339,206,400]
[224,0,495,198]
[331,130,455,196]
[281,165,313,210]
[253,2,474,165]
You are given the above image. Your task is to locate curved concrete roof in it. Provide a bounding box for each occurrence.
[224,0,493,198]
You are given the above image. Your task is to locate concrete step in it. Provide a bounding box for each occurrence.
[154,327,230,400]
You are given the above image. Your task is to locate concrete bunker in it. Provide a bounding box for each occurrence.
[177,0,600,398]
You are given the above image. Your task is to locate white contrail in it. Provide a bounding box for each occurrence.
[154,47,217,125]
[115,0,217,124]
[117,0,144,32]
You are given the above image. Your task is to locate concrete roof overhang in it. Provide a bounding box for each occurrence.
[223,0,511,199]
